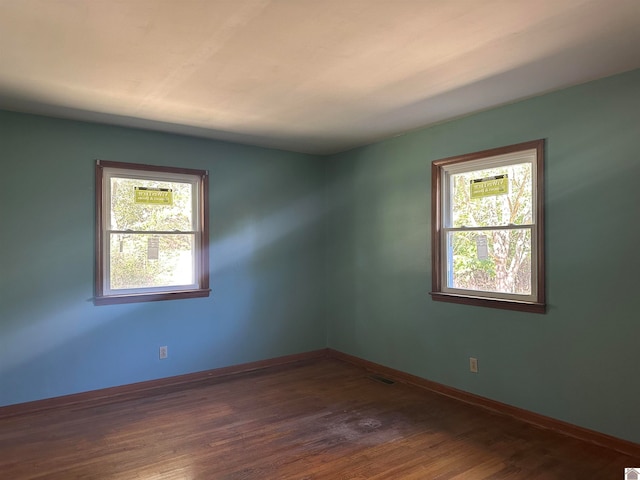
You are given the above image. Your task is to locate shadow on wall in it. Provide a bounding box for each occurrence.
[0,175,327,406]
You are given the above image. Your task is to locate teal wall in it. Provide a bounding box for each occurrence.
[0,111,326,406]
[324,69,640,444]
[1,69,638,445]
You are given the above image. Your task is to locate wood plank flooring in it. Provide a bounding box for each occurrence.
[1,359,638,479]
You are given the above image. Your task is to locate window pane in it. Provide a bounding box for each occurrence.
[451,162,532,228]
[110,177,193,231]
[447,229,531,295]
[110,233,195,290]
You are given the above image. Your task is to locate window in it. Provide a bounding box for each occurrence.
[95,160,210,305]
[430,140,545,313]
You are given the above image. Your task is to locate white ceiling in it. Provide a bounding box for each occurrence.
[1,0,639,155]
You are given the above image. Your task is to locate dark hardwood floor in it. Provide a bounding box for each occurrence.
[1,359,637,479]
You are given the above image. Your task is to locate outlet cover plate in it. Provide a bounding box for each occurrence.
[469,357,478,373]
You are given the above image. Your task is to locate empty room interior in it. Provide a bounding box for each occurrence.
[1,1,639,478]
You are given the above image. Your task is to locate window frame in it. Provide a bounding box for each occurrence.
[95,160,210,305]
[430,139,546,313]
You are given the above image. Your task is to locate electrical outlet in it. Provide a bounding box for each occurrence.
[469,357,478,373]
[159,346,168,360]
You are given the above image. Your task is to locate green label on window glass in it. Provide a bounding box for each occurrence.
[470,174,508,199]
[134,187,173,205]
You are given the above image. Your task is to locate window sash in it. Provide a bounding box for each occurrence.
[105,232,198,295]
[441,225,537,302]
[442,154,537,231]
[105,170,200,232]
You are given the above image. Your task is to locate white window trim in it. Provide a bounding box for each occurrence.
[440,150,538,302]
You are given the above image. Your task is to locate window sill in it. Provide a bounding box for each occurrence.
[94,288,211,306]
[429,291,546,314]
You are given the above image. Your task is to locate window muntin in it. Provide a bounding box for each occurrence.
[431,140,545,313]
[96,161,210,305]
